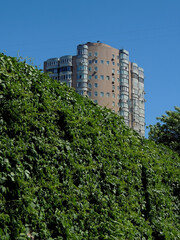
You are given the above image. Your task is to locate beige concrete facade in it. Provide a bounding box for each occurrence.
[86,42,120,113]
[44,42,145,136]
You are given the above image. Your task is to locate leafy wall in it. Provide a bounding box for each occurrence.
[0,54,179,239]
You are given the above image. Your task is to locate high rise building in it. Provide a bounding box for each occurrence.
[44,42,145,136]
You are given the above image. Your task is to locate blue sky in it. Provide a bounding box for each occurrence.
[1,0,180,137]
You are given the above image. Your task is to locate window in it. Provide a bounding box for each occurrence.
[88,75,92,80]
[77,66,82,71]
[89,60,92,64]
[132,66,138,71]
[112,54,115,58]
[94,100,98,103]
[120,69,128,75]
[94,83,98,88]
[95,75,98,79]
[139,83,143,89]
[94,91,98,97]
[121,66,129,71]
[106,92,110,97]
[88,67,92,71]
[120,110,124,116]
[112,62,115,65]
[106,61,110,65]
[78,49,82,55]
[94,66,98,72]
[88,52,92,56]
[120,78,128,84]
[112,85,115,90]
[120,86,128,91]
[94,60,98,64]
[100,92,104,97]
[132,78,138,85]
[112,93,115,98]
[121,62,129,67]
[112,69,115,73]
[120,94,128,100]
[120,110,128,117]
[94,52,98,57]
[117,70,120,74]
[112,77,115,82]
[120,102,128,108]
[100,60,104,64]
[112,101,115,106]
[117,94,120,99]
[88,83,92,88]
[120,53,129,60]
[79,90,84,95]
[117,63,120,66]
[117,78,120,83]
[88,91,92,97]
[106,76,110,80]
[100,75,104,80]
[60,66,72,72]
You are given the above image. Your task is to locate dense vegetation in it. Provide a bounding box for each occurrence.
[0,53,179,240]
[148,106,180,156]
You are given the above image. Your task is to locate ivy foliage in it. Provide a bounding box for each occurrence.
[0,53,179,240]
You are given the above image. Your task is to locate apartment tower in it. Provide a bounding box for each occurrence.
[44,42,145,136]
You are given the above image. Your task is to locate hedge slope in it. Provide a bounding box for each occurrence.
[0,54,179,240]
